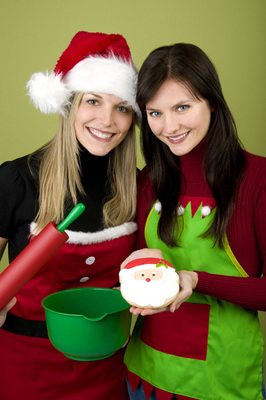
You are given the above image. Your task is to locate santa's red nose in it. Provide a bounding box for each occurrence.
[146,278,151,282]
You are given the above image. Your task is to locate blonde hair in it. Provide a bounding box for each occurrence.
[29,92,137,233]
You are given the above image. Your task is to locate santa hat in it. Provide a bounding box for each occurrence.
[123,258,175,273]
[27,31,140,117]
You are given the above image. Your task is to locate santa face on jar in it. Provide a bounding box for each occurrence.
[119,258,179,309]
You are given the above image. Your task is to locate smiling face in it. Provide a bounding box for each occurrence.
[134,268,163,282]
[146,80,212,156]
[74,92,133,156]
[119,264,180,308]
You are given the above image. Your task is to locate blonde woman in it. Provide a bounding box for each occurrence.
[0,31,139,400]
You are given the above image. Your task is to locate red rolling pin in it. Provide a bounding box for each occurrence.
[0,203,85,310]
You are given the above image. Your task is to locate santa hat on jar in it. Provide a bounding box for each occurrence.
[26,31,140,117]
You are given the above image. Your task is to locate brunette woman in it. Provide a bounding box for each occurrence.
[122,43,266,400]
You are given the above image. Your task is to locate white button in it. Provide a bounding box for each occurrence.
[80,277,89,283]
[85,256,95,265]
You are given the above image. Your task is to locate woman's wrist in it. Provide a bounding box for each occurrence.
[190,271,198,289]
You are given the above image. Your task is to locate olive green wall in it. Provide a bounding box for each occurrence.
[1,0,265,167]
[1,0,266,367]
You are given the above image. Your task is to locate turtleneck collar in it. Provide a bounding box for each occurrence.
[78,142,109,183]
[178,137,207,184]
[179,136,207,166]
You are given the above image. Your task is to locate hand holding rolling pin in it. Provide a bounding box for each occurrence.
[0,297,17,327]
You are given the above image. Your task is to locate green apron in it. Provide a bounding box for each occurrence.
[125,198,264,399]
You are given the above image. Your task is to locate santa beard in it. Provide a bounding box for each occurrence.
[120,269,179,308]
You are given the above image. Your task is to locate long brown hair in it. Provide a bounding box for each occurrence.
[29,92,137,233]
[137,43,246,247]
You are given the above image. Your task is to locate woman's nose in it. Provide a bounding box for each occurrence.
[100,107,113,127]
[164,114,180,134]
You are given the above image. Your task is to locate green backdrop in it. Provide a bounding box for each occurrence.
[1,0,265,167]
[1,0,266,374]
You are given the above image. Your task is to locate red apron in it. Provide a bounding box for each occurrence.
[0,222,137,400]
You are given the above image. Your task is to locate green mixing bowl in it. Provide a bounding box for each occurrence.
[42,287,131,361]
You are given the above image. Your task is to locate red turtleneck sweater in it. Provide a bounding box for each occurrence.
[136,143,266,311]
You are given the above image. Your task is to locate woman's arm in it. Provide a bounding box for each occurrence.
[195,271,266,311]
[121,246,266,315]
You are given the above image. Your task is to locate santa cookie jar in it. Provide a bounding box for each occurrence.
[119,258,179,308]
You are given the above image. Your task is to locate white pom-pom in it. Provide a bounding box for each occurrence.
[201,206,211,217]
[154,202,162,212]
[177,205,185,216]
[26,71,71,115]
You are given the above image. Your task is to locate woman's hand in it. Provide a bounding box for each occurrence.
[129,270,198,316]
[168,270,198,312]
[0,297,17,327]
[120,249,198,316]
[120,248,164,270]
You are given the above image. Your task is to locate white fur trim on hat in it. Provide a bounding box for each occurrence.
[27,56,140,118]
[65,56,139,113]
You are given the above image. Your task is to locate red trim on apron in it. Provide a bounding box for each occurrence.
[127,371,197,400]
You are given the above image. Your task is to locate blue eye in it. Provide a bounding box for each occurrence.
[117,106,129,113]
[177,105,188,111]
[148,111,161,117]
